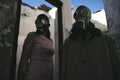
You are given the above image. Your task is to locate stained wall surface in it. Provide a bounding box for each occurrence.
[0,0,20,80]
[104,0,120,49]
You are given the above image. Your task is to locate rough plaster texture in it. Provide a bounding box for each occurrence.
[0,0,18,80]
[104,0,120,34]
[104,0,120,48]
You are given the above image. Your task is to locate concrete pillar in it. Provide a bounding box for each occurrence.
[0,0,21,80]
[103,0,120,49]
[49,7,59,80]
[60,0,73,40]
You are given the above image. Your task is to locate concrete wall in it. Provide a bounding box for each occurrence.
[60,0,73,40]
[104,0,120,49]
[0,0,20,80]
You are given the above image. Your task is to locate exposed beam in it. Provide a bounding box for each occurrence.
[45,0,62,7]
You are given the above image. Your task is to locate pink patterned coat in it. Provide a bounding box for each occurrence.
[17,32,54,80]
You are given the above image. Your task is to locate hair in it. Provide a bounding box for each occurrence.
[35,14,50,39]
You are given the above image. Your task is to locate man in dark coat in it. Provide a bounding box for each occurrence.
[60,5,120,80]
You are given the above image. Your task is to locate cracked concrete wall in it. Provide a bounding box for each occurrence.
[104,0,120,49]
[0,0,20,80]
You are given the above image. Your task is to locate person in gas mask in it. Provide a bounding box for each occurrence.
[60,5,120,80]
[17,14,54,80]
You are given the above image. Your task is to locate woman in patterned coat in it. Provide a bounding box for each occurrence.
[17,14,54,80]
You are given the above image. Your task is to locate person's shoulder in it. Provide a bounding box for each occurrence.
[65,37,71,42]
[63,38,72,45]
[25,32,36,39]
[101,33,116,43]
[28,32,35,35]
[102,33,113,40]
[27,32,35,36]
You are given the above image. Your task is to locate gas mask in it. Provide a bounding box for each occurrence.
[35,14,50,30]
[73,5,91,29]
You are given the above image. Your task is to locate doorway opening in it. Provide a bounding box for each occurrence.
[15,0,63,80]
